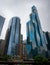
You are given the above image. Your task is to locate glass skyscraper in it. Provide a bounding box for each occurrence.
[26,6,47,54]
[7,17,21,56]
[0,16,5,35]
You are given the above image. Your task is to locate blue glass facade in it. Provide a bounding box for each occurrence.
[26,44,32,55]
[26,6,47,52]
[0,16,5,35]
[7,17,20,56]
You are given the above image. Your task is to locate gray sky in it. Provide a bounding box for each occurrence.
[0,0,50,40]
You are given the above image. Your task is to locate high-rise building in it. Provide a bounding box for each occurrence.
[0,16,5,35]
[23,41,27,60]
[4,29,11,54]
[0,39,5,55]
[0,39,2,50]
[7,17,21,56]
[19,34,23,59]
[22,40,32,59]
[26,44,32,59]
[0,29,10,55]
[44,32,50,57]
[15,34,23,59]
[26,6,47,56]
[45,32,50,50]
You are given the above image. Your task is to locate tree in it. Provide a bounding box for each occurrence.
[33,55,48,63]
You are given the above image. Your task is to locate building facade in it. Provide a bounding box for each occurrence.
[44,32,50,57]
[0,16,5,35]
[45,32,50,50]
[0,28,10,55]
[26,6,48,56]
[0,39,4,55]
[7,17,21,56]
[4,29,11,55]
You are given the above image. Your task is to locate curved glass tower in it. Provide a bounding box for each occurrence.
[26,6,47,52]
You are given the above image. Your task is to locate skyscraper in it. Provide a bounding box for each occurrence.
[26,6,47,56]
[0,16,5,35]
[4,29,11,55]
[0,39,5,55]
[7,17,21,56]
[44,32,50,50]
[43,31,50,57]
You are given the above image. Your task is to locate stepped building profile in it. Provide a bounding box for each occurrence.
[26,6,48,57]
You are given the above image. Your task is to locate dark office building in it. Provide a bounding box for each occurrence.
[4,29,11,54]
[43,32,50,57]
[0,39,4,55]
[45,32,50,50]
[0,29,10,55]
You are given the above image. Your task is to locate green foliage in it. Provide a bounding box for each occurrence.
[0,55,11,61]
[3,55,11,61]
[33,55,48,63]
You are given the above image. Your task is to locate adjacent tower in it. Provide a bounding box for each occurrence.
[7,17,21,56]
[26,6,48,56]
[0,16,5,35]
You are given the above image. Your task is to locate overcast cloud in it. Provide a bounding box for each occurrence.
[0,0,50,40]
